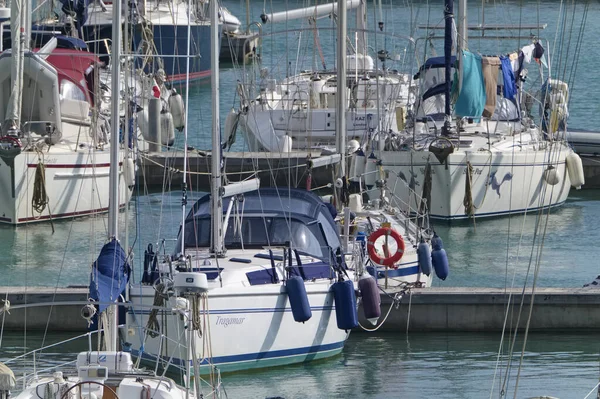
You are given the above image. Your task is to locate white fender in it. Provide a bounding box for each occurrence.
[223,108,240,148]
[137,108,150,141]
[349,149,366,182]
[566,152,585,189]
[123,157,135,188]
[543,166,560,186]
[349,193,363,212]
[363,153,378,187]
[160,111,175,146]
[168,90,185,131]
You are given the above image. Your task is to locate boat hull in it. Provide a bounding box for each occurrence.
[241,106,398,151]
[377,145,573,219]
[82,22,213,84]
[0,149,131,225]
[127,283,349,374]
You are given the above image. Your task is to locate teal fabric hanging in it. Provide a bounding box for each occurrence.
[453,50,486,118]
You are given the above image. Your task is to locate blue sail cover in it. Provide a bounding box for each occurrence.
[413,55,457,79]
[89,239,130,312]
[179,188,341,262]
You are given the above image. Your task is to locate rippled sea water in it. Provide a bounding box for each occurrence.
[3,331,600,398]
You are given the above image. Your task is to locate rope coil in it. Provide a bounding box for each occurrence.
[146,282,169,338]
[32,161,49,215]
[32,154,55,232]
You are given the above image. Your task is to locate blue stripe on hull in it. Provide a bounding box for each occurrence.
[129,305,334,316]
[430,200,567,220]
[130,340,346,374]
[370,265,421,278]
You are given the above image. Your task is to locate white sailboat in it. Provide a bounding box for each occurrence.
[349,0,586,220]
[237,0,414,152]
[327,1,445,291]
[125,0,361,374]
[0,2,132,225]
[0,0,217,396]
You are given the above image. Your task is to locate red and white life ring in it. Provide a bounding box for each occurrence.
[367,227,405,268]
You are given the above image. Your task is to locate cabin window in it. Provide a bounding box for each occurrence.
[60,80,86,102]
[182,216,330,259]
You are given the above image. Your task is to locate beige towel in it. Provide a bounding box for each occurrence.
[481,56,501,118]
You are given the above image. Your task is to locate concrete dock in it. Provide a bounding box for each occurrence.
[137,151,600,190]
[356,287,600,333]
[0,286,89,332]
[2,286,600,333]
[137,150,335,190]
[582,155,600,189]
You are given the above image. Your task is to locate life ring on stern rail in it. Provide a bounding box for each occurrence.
[367,227,405,268]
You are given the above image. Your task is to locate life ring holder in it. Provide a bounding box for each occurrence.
[367,224,405,268]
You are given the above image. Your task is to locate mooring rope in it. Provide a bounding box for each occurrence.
[32,161,48,215]
[32,157,55,233]
[146,283,168,338]
[463,161,475,219]
[419,162,432,216]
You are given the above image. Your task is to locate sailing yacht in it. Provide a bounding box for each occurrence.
[125,0,361,374]
[349,0,586,220]
[127,187,361,372]
[237,0,415,152]
[0,11,132,225]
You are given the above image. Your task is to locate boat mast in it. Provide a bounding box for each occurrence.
[457,0,467,58]
[335,0,347,196]
[455,0,467,117]
[356,0,366,55]
[106,0,122,352]
[210,0,223,255]
[442,0,454,135]
[108,0,121,244]
[4,0,27,134]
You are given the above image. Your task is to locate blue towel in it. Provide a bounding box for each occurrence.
[453,51,486,118]
[500,55,517,100]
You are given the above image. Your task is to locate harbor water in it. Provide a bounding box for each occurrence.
[1,0,600,398]
[2,331,600,398]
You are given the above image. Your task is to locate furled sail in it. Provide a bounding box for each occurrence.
[89,239,130,312]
